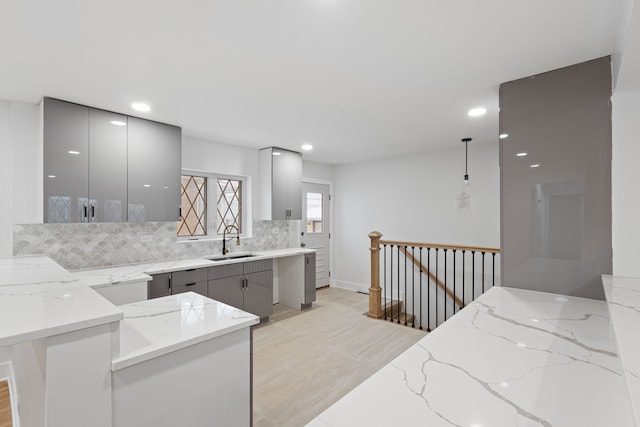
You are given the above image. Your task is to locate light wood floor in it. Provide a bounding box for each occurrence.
[252,287,427,427]
[0,380,12,427]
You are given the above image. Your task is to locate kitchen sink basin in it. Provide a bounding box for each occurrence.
[207,253,257,262]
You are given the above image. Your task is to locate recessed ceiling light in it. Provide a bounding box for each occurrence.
[499,133,509,139]
[131,102,151,112]
[516,152,527,157]
[468,107,487,117]
[110,120,126,126]
[68,150,80,155]
[530,164,540,168]
[272,152,281,156]
[143,184,151,188]
[301,144,313,151]
[47,175,56,178]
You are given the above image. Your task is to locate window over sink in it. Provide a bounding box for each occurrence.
[177,171,247,239]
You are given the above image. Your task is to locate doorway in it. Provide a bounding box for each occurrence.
[301,182,330,288]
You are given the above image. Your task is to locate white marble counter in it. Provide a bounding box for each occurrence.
[602,275,640,425]
[71,247,316,288]
[308,287,635,427]
[112,291,259,371]
[0,255,123,347]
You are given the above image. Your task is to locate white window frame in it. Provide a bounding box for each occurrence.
[178,169,252,241]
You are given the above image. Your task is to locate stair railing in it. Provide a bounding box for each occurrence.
[367,231,500,331]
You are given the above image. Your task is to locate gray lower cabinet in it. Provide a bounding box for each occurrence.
[208,259,273,320]
[148,268,207,299]
[303,252,316,308]
[171,268,208,296]
[148,273,171,299]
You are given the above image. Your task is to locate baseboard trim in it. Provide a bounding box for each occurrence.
[332,280,369,294]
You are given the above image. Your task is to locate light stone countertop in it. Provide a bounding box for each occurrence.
[0,255,123,347]
[307,286,635,427]
[71,247,316,288]
[112,291,259,371]
[602,275,640,425]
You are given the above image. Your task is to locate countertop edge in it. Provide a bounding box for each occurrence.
[111,316,259,371]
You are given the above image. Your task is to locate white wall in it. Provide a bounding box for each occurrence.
[12,101,41,224]
[612,93,640,277]
[303,160,333,182]
[0,100,11,257]
[331,143,500,292]
[181,135,261,219]
[0,99,40,257]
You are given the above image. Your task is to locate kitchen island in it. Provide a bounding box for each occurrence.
[307,286,636,427]
[0,255,259,427]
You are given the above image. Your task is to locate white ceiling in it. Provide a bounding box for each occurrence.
[0,0,626,164]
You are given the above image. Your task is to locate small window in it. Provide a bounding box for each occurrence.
[306,192,323,233]
[217,178,242,234]
[177,175,207,237]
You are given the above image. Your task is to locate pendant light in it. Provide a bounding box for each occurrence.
[462,138,472,184]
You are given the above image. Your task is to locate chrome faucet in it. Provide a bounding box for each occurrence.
[222,224,240,255]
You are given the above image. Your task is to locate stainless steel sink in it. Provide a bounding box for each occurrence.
[207,253,257,262]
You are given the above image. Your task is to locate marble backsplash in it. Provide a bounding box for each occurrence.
[13,220,291,270]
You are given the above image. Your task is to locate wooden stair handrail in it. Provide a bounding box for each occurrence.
[380,240,500,253]
[399,246,465,309]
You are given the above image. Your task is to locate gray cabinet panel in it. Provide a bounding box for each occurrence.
[43,98,89,223]
[271,149,289,220]
[208,277,244,310]
[304,253,316,305]
[172,268,208,286]
[499,57,611,299]
[207,260,273,319]
[172,281,207,297]
[244,270,273,319]
[243,259,272,274]
[148,273,171,299]
[88,109,127,222]
[127,117,182,222]
[286,151,302,220]
[208,263,244,280]
[260,147,302,220]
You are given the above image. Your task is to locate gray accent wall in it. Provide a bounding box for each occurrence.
[499,57,612,300]
[13,220,291,270]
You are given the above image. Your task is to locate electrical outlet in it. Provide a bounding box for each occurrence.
[140,235,153,243]
[272,228,279,234]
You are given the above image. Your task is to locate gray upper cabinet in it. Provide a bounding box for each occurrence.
[89,109,128,222]
[44,98,90,223]
[258,147,302,220]
[43,97,182,223]
[127,117,182,222]
[44,98,127,223]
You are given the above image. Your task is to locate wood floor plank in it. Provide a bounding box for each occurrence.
[252,287,427,427]
[0,380,12,427]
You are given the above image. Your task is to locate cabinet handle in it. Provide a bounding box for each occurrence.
[91,203,95,222]
[83,203,88,222]
[306,255,309,265]
[185,282,196,287]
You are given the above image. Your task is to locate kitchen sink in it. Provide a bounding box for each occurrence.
[207,253,257,262]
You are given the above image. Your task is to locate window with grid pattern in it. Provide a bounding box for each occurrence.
[177,175,207,237]
[216,178,242,234]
